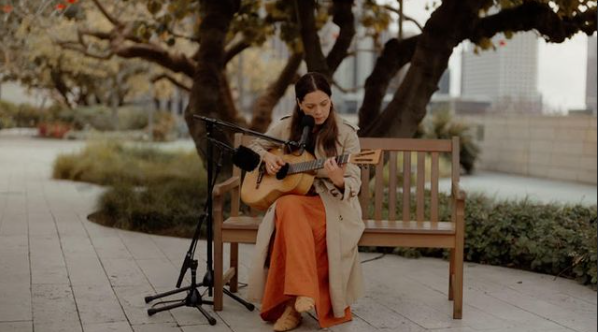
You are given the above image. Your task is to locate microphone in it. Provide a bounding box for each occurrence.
[297,115,315,155]
[232,145,261,172]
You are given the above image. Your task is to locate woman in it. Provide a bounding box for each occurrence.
[247,72,365,331]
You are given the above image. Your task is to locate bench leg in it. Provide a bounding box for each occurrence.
[453,246,463,319]
[229,243,239,293]
[214,232,224,311]
[448,248,455,301]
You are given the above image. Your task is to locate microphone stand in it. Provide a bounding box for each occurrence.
[144,120,255,325]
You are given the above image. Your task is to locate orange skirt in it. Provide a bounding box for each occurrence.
[259,194,352,328]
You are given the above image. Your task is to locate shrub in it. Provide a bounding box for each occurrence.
[67,105,149,131]
[0,100,46,128]
[95,181,207,237]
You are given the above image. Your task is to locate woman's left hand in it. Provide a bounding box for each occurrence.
[324,158,346,188]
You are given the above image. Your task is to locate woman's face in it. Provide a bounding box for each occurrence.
[298,90,331,125]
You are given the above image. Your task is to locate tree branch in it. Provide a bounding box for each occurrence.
[332,80,362,94]
[326,0,356,74]
[57,41,115,60]
[74,29,197,78]
[90,0,121,27]
[358,35,419,130]
[111,43,196,77]
[296,0,329,76]
[224,38,251,64]
[470,2,598,44]
[79,29,112,41]
[152,73,191,92]
[382,4,423,31]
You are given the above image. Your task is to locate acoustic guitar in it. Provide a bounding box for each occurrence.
[240,148,382,211]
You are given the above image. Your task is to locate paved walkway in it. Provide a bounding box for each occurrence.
[0,136,596,332]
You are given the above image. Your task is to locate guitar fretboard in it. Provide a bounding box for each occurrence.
[287,154,350,175]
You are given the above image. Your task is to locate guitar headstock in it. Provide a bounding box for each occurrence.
[349,149,382,165]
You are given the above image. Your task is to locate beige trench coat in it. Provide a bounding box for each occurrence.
[246,113,365,318]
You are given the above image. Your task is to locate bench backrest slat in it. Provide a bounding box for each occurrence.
[388,151,398,221]
[374,158,385,221]
[451,137,460,193]
[431,152,440,223]
[416,152,426,222]
[402,151,411,222]
[359,164,371,220]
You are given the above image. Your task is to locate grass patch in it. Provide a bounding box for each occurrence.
[53,140,204,186]
[91,180,207,237]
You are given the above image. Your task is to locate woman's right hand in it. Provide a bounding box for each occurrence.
[263,152,286,175]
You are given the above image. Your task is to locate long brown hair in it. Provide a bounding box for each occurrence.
[289,72,339,157]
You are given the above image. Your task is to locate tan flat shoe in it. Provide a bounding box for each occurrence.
[273,305,302,332]
[294,296,315,313]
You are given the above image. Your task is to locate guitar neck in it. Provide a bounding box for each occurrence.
[287,154,351,175]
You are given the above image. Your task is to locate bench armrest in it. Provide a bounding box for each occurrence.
[451,185,466,228]
[213,176,241,198]
[213,175,241,228]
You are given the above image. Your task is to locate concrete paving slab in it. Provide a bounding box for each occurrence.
[32,284,80,326]
[72,284,127,325]
[0,321,33,332]
[83,321,133,332]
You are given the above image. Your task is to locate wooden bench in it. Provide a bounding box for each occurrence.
[213,134,466,319]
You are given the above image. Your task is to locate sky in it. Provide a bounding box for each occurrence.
[394,0,593,112]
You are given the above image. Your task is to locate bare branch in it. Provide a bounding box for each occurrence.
[75,29,197,77]
[111,43,196,77]
[152,73,191,92]
[332,80,363,94]
[382,4,423,31]
[166,28,200,43]
[224,38,251,64]
[57,41,115,60]
[79,29,112,41]
[90,0,121,26]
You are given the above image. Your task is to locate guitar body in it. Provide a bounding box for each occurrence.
[241,149,316,211]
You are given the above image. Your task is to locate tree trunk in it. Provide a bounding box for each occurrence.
[184,0,241,169]
[326,0,356,74]
[50,70,73,109]
[361,1,479,138]
[297,0,329,76]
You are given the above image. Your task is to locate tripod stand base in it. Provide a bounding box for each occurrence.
[223,288,255,311]
[147,288,217,325]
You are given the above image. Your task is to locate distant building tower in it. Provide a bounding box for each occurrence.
[586,35,597,116]
[437,69,450,95]
[461,32,541,113]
